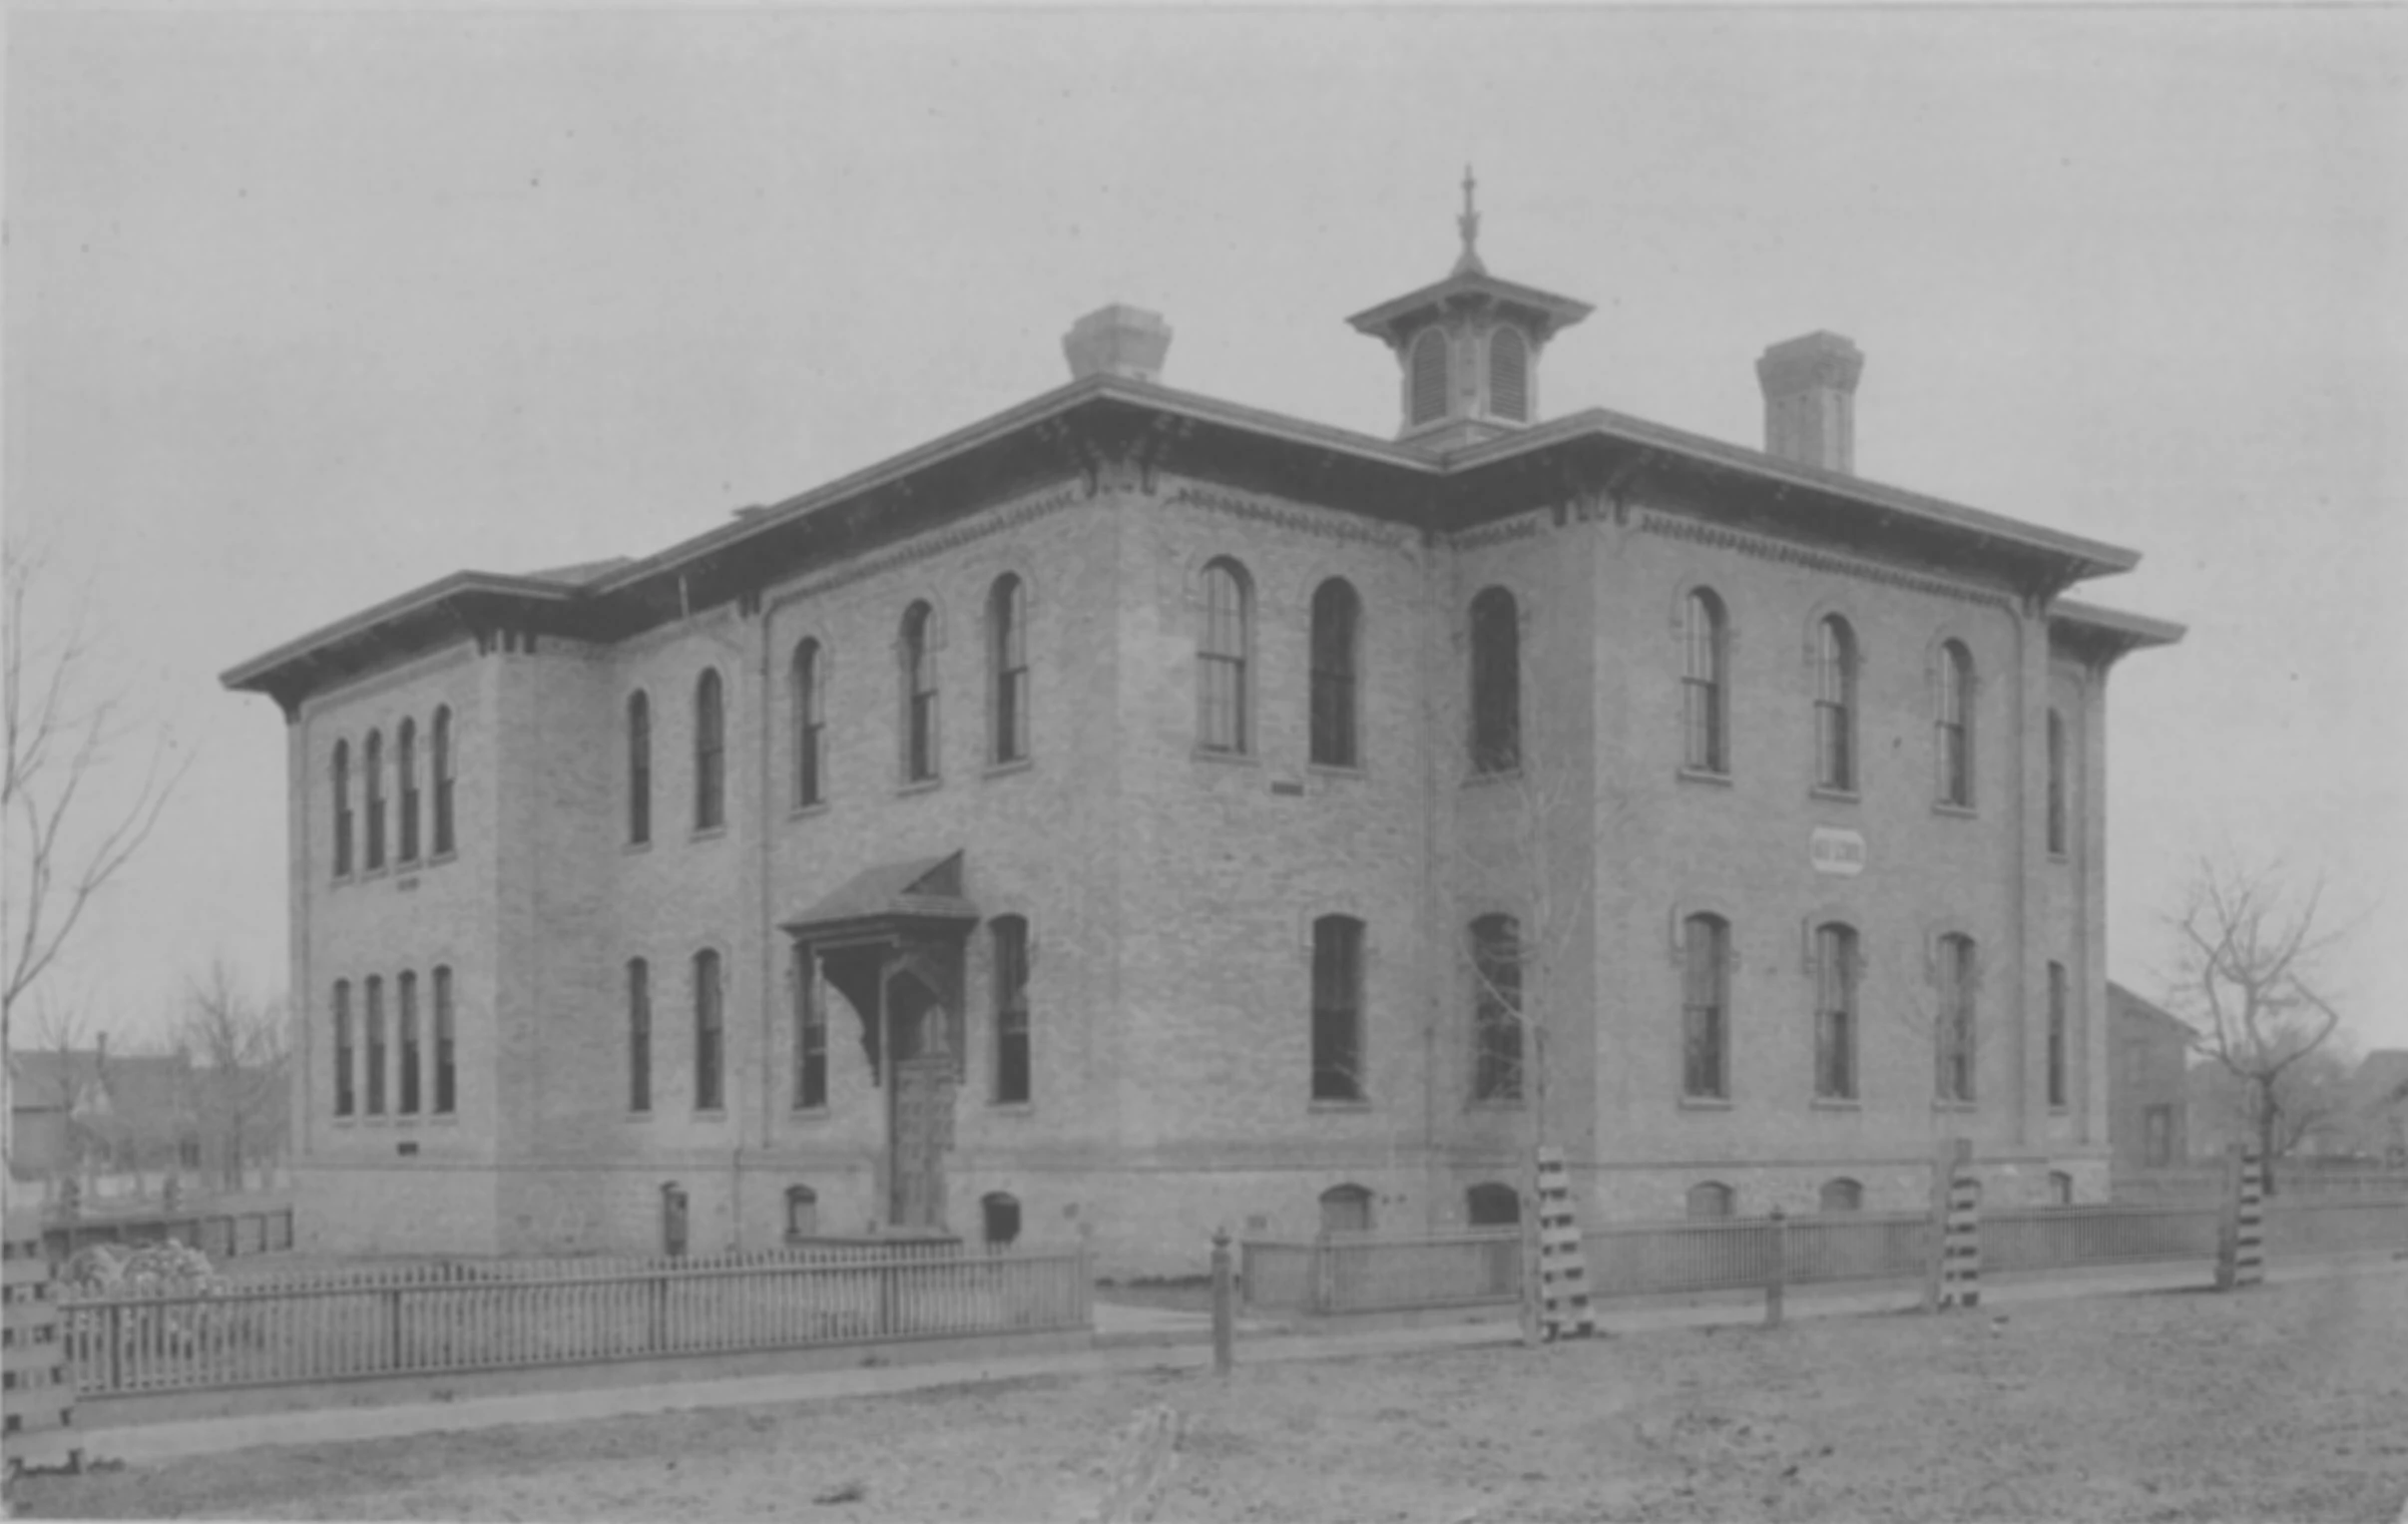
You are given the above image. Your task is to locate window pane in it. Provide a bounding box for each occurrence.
[1469,589,1520,773]
[1310,581,1359,768]
[1311,916,1362,1101]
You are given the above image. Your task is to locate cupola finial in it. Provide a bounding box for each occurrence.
[1455,164,1485,275]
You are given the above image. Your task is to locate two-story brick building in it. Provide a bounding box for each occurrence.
[225,200,2181,1271]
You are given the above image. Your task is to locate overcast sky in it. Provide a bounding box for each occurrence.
[7,6,2404,1059]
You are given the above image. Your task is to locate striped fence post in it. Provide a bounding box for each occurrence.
[2,1212,81,1476]
[2229,1145,2266,1289]
[1938,1141,1981,1310]
[1533,1148,1596,1340]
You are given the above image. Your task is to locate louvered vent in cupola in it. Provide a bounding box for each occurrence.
[1489,326,1530,422]
[1409,329,1449,426]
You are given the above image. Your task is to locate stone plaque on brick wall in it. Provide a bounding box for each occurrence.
[1810,826,1866,876]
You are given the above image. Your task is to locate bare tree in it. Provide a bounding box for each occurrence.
[14,996,99,1194]
[3,544,191,1030]
[180,960,290,1193]
[2170,856,2355,1197]
[2189,1037,2356,1167]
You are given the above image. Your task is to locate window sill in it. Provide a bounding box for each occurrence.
[983,759,1034,781]
[1808,785,1860,805]
[1191,747,1258,766]
[1931,1099,1977,1114]
[788,800,829,821]
[895,776,943,797]
[1932,802,1978,820]
[1307,762,1366,781]
[623,839,653,856]
[361,865,390,883]
[1465,1097,1526,1112]
[1308,1098,1373,1113]
[2048,1105,2071,1116]
[429,851,457,867]
[1809,1097,1862,1112]
[2047,849,2070,864]
[629,1110,654,1121]
[690,825,729,843]
[1462,765,1522,788]
[988,1101,1035,1116]
[1677,767,1733,789]
[1679,1095,1733,1111]
[396,855,424,873]
[692,1109,730,1122]
[789,1106,829,1120]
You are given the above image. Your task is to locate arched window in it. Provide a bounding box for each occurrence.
[1814,617,1857,791]
[397,970,420,1115]
[1471,914,1522,1102]
[785,1185,819,1243]
[1311,915,1364,1102]
[1309,579,1360,768]
[628,958,652,1114]
[332,979,354,1117]
[1319,1184,1373,1235]
[362,730,386,870]
[2046,709,2068,853]
[990,576,1028,765]
[981,1192,1022,1249]
[396,719,420,863]
[1489,325,1530,422]
[1937,932,1978,1103]
[1683,591,1728,773]
[992,916,1031,1105]
[693,949,724,1112]
[2047,961,2070,1110]
[331,742,353,878]
[363,975,386,1116]
[431,707,455,857]
[432,966,456,1115]
[1818,1179,1864,1214]
[1409,328,1449,426]
[1466,1183,1520,1226]
[1468,587,1520,773]
[662,1183,689,1260]
[1198,560,1250,755]
[627,692,652,844]
[901,603,939,782]
[793,946,827,1111]
[1814,923,1859,1102]
[790,643,823,808]
[2049,1171,2076,1207]
[1686,1182,1735,1221]
[1682,914,1730,1100]
[694,671,725,829]
[1936,641,1974,806]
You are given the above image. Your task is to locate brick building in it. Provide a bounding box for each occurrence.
[2105,982,2192,1173]
[225,201,2181,1271]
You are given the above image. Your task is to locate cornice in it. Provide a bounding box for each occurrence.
[1637,511,2014,612]
[774,481,1088,604]
[1165,484,1416,552]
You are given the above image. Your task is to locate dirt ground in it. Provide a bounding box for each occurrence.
[15,1271,2408,1523]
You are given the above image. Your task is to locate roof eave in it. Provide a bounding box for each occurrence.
[220,572,580,696]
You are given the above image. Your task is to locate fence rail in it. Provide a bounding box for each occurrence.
[1243,1196,2405,1317]
[60,1246,1090,1396]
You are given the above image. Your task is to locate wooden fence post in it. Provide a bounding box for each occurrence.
[384,1287,403,1371]
[1763,1208,1787,1329]
[1209,1228,1234,1376]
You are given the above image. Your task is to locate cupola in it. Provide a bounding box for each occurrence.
[1345,169,1593,451]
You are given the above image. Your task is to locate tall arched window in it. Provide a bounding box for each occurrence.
[396,719,420,863]
[1936,641,1974,806]
[1937,932,1978,1103]
[1814,617,1856,791]
[992,916,1031,1105]
[331,979,354,1117]
[1471,913,1522,1102]
[1320,1184,1374,1235]
[990,576,1028,765]
[694,671,725,829]
[1309,579,1360,769]
[785,1185,820,1244]
[693,949,723,1112]
[362,730,386,870]
[1686,1182,1735,1221]
[1814,923,1859,1101]
[397,970,420,1115]
[432,966,455,1115]
[331,742,353,878]
[1488,325,1530,422]
[1198,560,1250,755]
[1683,591,1728,773]
[628,957,652,1114]
[627,691,652,845]
[1468,587,1520,773]
[430,706,455,857]
[2046,708,2068,853]
[363,975,386,1116]
[1311,915,1364,1102]
[1409,328,1449,427]
[901,603,939,782]
[791,643,823,808]
[2047,960,2070,1110]
[793,946,827,1110]
[1682,914,1730,1100]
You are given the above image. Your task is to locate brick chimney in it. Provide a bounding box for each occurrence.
[1755,332,1864,474]
[1063,304,1172,383]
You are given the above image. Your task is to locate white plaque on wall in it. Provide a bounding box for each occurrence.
[1810,826,1867,876]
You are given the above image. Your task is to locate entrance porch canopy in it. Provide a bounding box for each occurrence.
[780,852,978,1083]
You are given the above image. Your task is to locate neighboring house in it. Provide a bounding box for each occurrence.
[223,196,2182,1273]
[2105,983,2190,1172]
[7,1044,203,1191]
[2342,1050,2408,1168]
